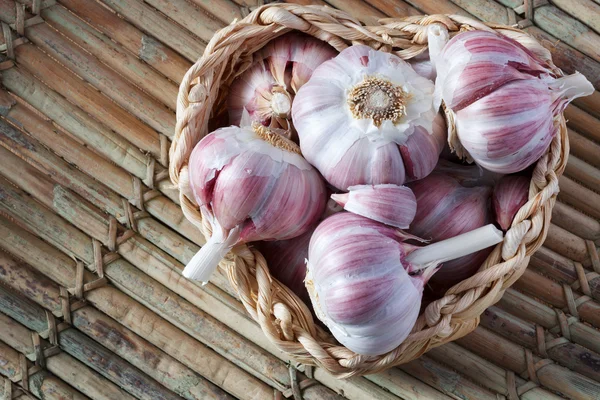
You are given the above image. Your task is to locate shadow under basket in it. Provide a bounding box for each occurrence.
[169,4,566,377]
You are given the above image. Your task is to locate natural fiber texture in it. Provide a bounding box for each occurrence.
[170,4,566,377]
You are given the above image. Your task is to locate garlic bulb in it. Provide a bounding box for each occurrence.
[293,45,442,190]
[432,30,594,173]
[185,117,326,283]
[331,184,416,229]
[493,175,530,231]
[307,212,503,355]
[228,33,336,129]
[408,172,493,291]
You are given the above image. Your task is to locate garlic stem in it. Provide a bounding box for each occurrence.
[182,228,241,284]
[406,224,503,268]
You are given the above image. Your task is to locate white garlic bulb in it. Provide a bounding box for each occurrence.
[307,212,503,355]
[293,45,442,190]
[228,33,336,129]
[184,115,326,284]
[432,30,594,173]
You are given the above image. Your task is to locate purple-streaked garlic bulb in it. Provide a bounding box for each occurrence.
[293,45,444,190]
[228,33,336,129]
[408,173,493,292]
[493,175,530,231]
[331,184,416,229]
[431,30,594,173]
[306,212,503,355]
[184,119,326,283]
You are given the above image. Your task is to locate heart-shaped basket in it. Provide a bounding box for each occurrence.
[169,4,565,377]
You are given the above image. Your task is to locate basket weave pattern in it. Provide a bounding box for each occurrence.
[170,4,566,376]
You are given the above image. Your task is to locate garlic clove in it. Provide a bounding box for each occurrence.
[407,171,493,291]
[493,175,530,231]
[290,37,338,92]
[331,184,416,229]
[454,79,556,173]
[408,172,492,241]
[400,112,446,181]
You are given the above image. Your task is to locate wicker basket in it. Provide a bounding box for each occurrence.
[170,4,565,377]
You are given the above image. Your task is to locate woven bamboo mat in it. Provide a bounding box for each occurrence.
[0,0,598,399]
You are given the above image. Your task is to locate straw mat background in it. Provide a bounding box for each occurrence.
[0,0,598,399]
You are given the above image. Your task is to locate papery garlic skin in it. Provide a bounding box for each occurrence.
[293,45,439,190]
[306,212,430,356]
[185,122,326,283]
[493,175,530,231]
[408,173,492,292]
[228,34,336,128]
[331,184,416,229]
[434,30,594,173]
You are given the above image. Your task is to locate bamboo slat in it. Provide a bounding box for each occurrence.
[0,10,177,139]
[568,129,600,169]
[544,224,591,264]
[0,341,89,400]
[34,2,179,110]
[426,342,563,400]
[565,156,600,192]
[0,309,137,400]
[573,92,600,120]
[7,43,165,165]
[456,327,600,400]
[530,246,600,303]
[0,285,188,400]
[187,0,243,24]
[480,306,600,382]
[0,219,276,400]
[558,175,600,219]
[498,289,600,356]
[0,253,238,400]
[323,0,384,25]
[142,0,225,43]
[0,180,341,400]
[58,0,191,84]
[532,5,600,63]
[0,98,200,244]
[97,0,205,62]
[0,68,165,194]
[514,269,600,329]
[539,0,600,34]
[397,357,500,400]
[552,202,600,242]
[565,105,600,143]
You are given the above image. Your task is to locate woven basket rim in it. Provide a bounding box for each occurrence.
[169,4,566,377]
